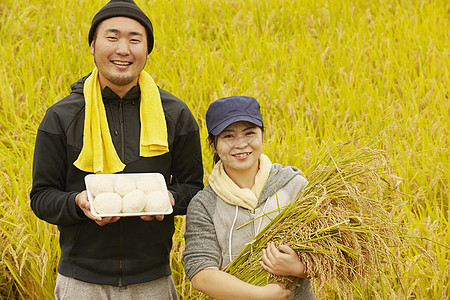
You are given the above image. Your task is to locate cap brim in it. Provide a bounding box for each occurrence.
[209,115,263,136]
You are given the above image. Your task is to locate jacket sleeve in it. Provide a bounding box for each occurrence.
[167,111,204,215]
[30,111,85,226]
[183,190,222,280]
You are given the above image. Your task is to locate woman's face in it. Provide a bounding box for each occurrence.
[213,121,263,176]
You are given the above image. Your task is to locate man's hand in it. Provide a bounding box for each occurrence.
[140,191,175,222]
[260,242,307,278]
[75,191,120,226]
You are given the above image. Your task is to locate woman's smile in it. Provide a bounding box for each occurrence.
[233,152,251,158]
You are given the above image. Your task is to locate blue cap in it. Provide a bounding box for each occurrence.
[205,96,264,136]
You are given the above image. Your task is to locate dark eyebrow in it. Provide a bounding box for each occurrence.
[105,29,144,37]
[105,29,120,34]
[129,31,144,37]
[243,126,257,131]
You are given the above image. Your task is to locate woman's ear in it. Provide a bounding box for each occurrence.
[208,137,217,153]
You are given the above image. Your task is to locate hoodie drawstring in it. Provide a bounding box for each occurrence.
[228,205,239,264]
[228,198,272,264]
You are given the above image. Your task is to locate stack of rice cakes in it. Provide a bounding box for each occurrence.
[85,173,172,217]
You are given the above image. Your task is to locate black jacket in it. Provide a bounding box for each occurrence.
[30,74,204,286]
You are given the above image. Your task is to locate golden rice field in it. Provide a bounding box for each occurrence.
[0,0,449,299]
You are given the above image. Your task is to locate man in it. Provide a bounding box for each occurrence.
[30,0,203,299]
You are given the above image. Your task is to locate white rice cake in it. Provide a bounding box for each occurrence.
[85,173,172,217]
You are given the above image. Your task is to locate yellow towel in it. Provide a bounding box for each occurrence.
[208,154,272,212]
[74,67,169,174]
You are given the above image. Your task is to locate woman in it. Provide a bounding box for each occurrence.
[183,96,315,299]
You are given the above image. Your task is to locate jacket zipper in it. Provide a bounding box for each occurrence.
[119,99,125,159]
[118,219,124,291]
[118,99,124,290]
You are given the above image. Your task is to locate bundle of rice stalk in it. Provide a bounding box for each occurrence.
[224,142,404,297]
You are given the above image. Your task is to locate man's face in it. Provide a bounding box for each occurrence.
[90,17,149,94]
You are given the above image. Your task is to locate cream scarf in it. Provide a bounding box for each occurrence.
[74,67,169,174]
[209,154,272,212]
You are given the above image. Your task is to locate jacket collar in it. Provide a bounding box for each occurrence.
[101,85,141,102]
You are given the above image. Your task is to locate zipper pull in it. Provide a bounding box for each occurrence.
[118,279,123,292]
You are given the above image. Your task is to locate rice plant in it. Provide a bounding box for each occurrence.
[225,142,405,299]
[0,0,448,299]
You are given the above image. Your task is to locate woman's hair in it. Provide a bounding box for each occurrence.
[208,125,265,166]
[208,133,221,165]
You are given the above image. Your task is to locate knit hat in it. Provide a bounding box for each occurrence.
[206,96,264,136]
[88,0,154,54]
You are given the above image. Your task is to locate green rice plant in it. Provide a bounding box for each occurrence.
[224,141,405,299]
[170,216,203,299]
[0,141,60,299]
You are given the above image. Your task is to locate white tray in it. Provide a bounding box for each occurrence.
[84,173,173,217]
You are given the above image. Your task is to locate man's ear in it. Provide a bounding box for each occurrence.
[90,41,95,55]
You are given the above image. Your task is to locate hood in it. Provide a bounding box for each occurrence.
[69,73,91,96]
[259,163,304,202]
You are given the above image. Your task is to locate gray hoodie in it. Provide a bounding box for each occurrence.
[183,163,316,299]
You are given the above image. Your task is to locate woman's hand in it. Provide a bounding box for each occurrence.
[260,242,307,278]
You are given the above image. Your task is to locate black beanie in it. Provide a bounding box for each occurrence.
[88,0,154,54]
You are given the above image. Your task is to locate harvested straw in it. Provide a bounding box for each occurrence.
[224,142,404,297]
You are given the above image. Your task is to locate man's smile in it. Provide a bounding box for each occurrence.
[112,60,132,66]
